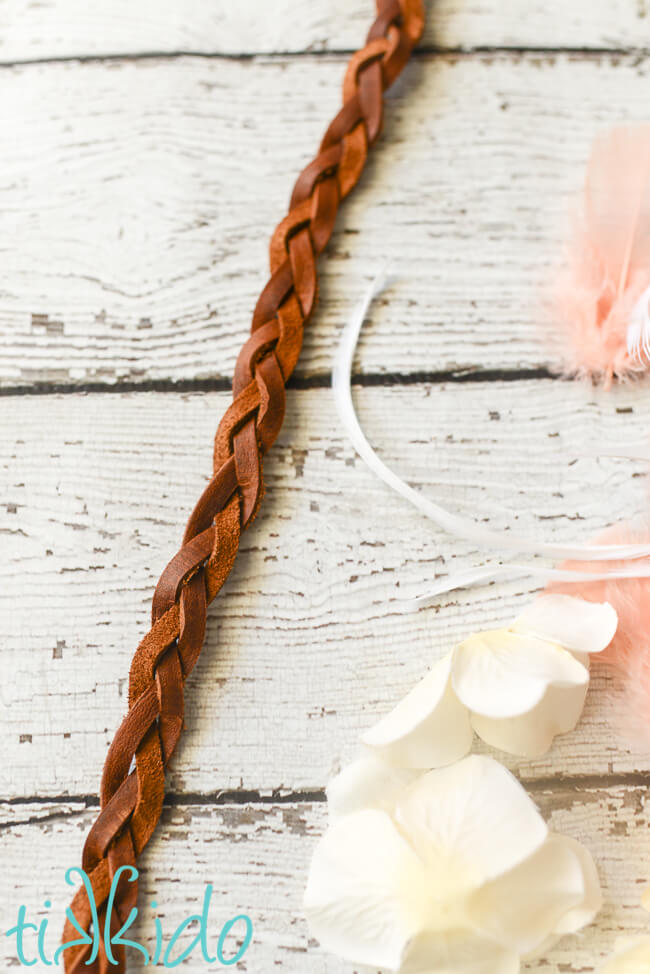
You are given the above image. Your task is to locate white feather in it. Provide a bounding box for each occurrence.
[627,283,650,363]
[331,274,650,595]
[412,563,650,603]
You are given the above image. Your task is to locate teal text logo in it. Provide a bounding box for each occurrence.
[5,866,253,968]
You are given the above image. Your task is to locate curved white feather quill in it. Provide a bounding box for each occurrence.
[414,563,650,601]
[627,283,650,363]
[332,273,650,595]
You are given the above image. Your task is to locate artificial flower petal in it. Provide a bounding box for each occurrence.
[470,681,588,757]
[452,629,588,719]
[361,653,473,769]
[467,833,588,955]
[326,752,418,820]
[303,808,433,970]
[598,937,650,974]
[394,755,547,882]
[400,928,520,974]
[552,835,602,934]
[512,594,618,654]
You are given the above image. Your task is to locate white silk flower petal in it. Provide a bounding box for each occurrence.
[470,681,589,757]
[394,755,548,883]
[399,928,520,974]
[361,652,473,769]
[452,629,589,719]
[552,835,602,934]
[512,594,618,654]
[598,937,650,974]
[326,752,418,820]
[466,833,589,955]
[303,808,434,971]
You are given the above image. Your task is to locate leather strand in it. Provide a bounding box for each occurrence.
[62,3,424,969]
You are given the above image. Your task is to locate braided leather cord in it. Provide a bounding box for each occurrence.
[61,3,424,969]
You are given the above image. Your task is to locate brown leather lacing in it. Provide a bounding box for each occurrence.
[61,2,424,969]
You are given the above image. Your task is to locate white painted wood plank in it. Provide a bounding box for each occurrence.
[0,0,647,60]
[2,786,650,971]
[4,53,650,387]
[2,383,649,799]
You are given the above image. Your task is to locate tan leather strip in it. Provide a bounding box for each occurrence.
[62,3,424,969]
[232,319,280,395]
[233,418,263,526]
[212,381,260,470]
[82,776,139,880]
[255,352,287,452]
[310,175,340,254]
[289,144,342,210]
[251,258,294,329]
[175,573,208,678]
[273,292,304,380]
[288,226,318,319]
[100,684,160,807]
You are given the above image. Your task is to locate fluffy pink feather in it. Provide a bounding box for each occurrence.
[549,523,650,750]
[553,125,650,385]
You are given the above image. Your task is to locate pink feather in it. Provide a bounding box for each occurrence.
[553,125,650,386]
[548,523,650,751]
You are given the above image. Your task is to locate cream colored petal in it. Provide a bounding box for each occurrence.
[394,755,547,884]
[598,937,650,974]
[471,681,588,757]
[361,653,473,769]
[326,752,418,820]
[552,835,602,934]
[400,929,520,974]
[467,833,587,955]
[303,808,434,971]
[512,594,617,654]
[452,628,588,719]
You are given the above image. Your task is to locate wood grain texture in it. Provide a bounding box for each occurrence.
[3,384,649,800]
[2,785,650,972]
[0,0,648,60]
[5,53,650,389]
[4,6,650,969]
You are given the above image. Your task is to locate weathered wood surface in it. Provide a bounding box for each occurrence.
[4,2,650,970]
[3,383,650,800]
[0,0,648,60]
[6,53,650,388]
[2,785,650,971]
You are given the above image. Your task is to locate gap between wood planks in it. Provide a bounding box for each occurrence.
[0,367,558,397]
[5,772,650,813]
[0,45,647,69]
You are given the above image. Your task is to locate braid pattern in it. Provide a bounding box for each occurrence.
[62,2,424,968]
